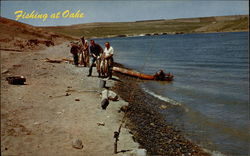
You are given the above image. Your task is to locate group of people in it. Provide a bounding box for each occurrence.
[70,36,114,79]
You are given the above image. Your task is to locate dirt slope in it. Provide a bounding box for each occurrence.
[0,17,75,52]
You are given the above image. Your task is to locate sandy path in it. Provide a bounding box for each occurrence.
[1,43,140,156]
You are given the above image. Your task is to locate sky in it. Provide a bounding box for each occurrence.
[1,1,249,26]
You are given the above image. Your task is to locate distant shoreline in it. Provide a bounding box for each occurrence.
[88,30,248,40]
[42,14,249,39]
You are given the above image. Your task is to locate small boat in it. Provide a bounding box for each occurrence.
[113,66,174,81]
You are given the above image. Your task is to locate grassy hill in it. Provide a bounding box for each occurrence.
[42,15,249,39]
[0,17,75,51]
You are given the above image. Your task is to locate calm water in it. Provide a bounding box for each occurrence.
[95,32,249,155]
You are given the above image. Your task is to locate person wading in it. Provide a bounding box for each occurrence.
[88,40,103,77]
[103,42,114,79]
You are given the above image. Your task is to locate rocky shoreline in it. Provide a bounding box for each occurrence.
[112,63,210,156]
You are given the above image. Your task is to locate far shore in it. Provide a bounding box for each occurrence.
[86,29,248,40]
[43,15,248,39]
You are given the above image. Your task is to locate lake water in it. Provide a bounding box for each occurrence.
[95,32,249,155]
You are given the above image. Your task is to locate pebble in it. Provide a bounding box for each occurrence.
[120,105,129,112]
[72,139,83,149]
[75,98,80,101]
[101,98,109,110]
[65,93,70,96]
[160,104,167,109]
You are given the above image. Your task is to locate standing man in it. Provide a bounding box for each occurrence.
[70,41,80,66]
[88,40,103,77]
[103,42,114,78]
[79,36,89,67]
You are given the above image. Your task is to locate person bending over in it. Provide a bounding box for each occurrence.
[88,40,103,77]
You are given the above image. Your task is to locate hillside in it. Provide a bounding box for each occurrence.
[0,17,75,52]
[0,15,248,51]
[42,15,249,38]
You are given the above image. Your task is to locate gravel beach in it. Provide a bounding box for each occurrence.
[112,64,210,156]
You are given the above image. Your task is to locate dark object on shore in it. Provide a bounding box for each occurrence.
[114,131,119,154]
[99,79,106,88]
[101,98,109,110]
[65,93,70,96]
[113,66,174,81]
[113,115,126,154]
[108,95,119,101]
[6,76,26,85]
[154,70,174,81]
[97,122,105,126]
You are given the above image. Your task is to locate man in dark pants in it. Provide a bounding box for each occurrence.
[103,42,114,79]
[88,40,103,76]
[70,42,80,66]
[79,36,89,67]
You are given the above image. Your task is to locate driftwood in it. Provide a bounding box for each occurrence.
[113,66,174,81]
[1,69,9,74]
[113,67,154,80]
[0,48,24,52]
[44,58,63,63]
[62,58,73,63]
[44,58,73,63]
